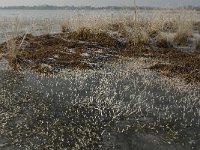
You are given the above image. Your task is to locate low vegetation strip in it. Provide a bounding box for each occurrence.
[0,28,200,84]
[0,30,126,73]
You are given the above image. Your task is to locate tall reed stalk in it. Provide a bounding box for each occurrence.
[134,0,138,21]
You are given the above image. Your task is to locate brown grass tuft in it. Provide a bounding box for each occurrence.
[194,21,200,33]
[196,38,200,50]
[60,17,71,33]
[74,27,93,41]
[5,37,20,70]
[162,20,178,32]
[174,18,193,46]
[174,31,191,46]
[155,33,173,48]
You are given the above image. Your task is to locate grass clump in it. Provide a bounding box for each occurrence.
[196,38,200,50]
[193,21,200,33]
[60,16,71,33]
[72,27,93,41]
[174,30,191,46]
[0,31,125,74]
[162,20,178,32]
[5,36,20,70]
[155,33,173,48]
[174,17,193,46]
[129,28,149,46]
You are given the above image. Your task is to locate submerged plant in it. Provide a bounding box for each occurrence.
[1,93,133,149]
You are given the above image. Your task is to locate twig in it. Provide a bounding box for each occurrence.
[19,26,33,48]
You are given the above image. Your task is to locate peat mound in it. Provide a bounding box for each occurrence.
[0,29,200,84]
[0,30,127,74]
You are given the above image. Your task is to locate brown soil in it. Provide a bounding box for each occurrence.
[0,29,200,84]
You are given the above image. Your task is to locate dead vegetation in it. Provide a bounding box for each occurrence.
[155,33,173,48]
[1,30,199,84]
[148,49,200,83]
[0,10,200,83]
[174,22,193,46]
[0,31,126,74]
[194,21,200,33]
[162,20,178,32]
[197,38,200,50]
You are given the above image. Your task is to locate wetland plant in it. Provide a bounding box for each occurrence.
[196,38,200,50]
[173,13,194,46]
[155,33,173,48]
[1,92,134,149]
[0,59,200,149]
[4,35,19,70]
[0,9,200,150]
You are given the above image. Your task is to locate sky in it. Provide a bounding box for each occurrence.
[0,0,200,8]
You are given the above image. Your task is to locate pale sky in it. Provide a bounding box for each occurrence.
[0,0,200,8]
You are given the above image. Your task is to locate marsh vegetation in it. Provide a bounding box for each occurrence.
[0,8,200,149]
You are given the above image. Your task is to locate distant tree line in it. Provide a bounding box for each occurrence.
[0,5,156,10]
[0,5,199,11]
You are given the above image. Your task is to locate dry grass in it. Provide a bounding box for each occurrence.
[60,17,71,33]
[194,21,200,33]
[174,21,193,46]
[4,34,19,70]
[197,38,200,50]
[0,9,200,83]
[173,10,195,46]
[155,33,173,48]
[162,19,178,32]
[1,9,200,149]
